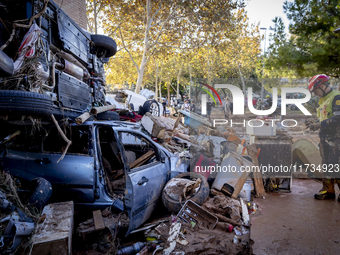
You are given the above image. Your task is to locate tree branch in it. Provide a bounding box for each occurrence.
[119,26,140,73]
[151,2,162,22]
[107,21,124,37]
[147,9,174,59]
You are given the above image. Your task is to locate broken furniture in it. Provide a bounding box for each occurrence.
[177,200,218,230]
[251,134,293,191]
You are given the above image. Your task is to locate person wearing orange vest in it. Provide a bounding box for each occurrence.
[308,74,340,200]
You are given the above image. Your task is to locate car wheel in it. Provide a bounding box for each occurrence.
[162,172,210,213]
[143,100,160,116]
[27,177,52,208]
[91,34,117,58]
[0,90,53,117]
[96,111,119,121]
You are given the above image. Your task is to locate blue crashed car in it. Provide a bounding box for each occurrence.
[0,120,179,234]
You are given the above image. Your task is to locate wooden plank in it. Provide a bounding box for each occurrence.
[231,170,249,199]
[129,150,155,169]
[227,134,241,145]
[172,113,182,133]
[246,144,265,197]
[93,210,105,231]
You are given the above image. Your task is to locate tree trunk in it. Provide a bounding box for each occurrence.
[207,47,212,86]
[135,51,148,94]
[155,60,158,100]
[168,80,170,104]
[189,64,192,99]
[135,0,151,94]
[177,64,182,99]
[159,74,162,100]
[94,0,97,34]
[237,64,246,98]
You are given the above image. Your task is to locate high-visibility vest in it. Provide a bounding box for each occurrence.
[317,90,340,122]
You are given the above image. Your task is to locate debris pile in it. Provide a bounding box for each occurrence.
[141,112,237,158]
[0,172,39,254]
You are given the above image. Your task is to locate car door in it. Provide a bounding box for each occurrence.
[116,130,169,235]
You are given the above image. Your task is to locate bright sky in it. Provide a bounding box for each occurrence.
[244,0,291,52]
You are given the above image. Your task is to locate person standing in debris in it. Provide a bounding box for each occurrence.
[170,98,174,115]
[308,74,340,201]
[225,97,231,118]
[266,95,272,108]
[252,97,257,107]
[228,96,233,115]
[183,100,190,111]
[162,99,167,117]
[190,99,196,112]
[206,99,214,120]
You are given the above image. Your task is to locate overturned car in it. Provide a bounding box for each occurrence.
[0,0,117,120]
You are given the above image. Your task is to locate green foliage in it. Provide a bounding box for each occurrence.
[266,0,340,78]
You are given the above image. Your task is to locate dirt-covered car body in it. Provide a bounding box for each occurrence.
[119,90,165,117]
[0,0,116,119]
[0,121,178,234]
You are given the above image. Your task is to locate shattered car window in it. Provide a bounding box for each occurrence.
[119,132,148,146]
[1,125,44,152]
[2,125,91,155]
[118,131,159,169]
[43,126,91,155]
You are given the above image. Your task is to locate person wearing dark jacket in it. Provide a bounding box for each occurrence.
[207,100,214,119]
[308,74,340,201]
[162,99,167,117]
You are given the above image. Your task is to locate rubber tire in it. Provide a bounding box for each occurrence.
[91,34,117,58]
[27,177,52,208]
[142,100,160,117]
[162,172,210,213]
[96,111,119,120]
[0,90,53,117]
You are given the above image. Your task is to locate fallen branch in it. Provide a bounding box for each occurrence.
[76,105,116,125]
[75,111,92,125]
[90,104,116,115]
[51,114,71,163]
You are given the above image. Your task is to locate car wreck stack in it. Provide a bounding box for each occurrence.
[0,1,263,254]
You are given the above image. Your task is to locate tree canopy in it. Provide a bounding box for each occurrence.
[87,0,261,98]
[266,0,340,78]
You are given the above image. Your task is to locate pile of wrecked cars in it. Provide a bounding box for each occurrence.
[0,0,188,252]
